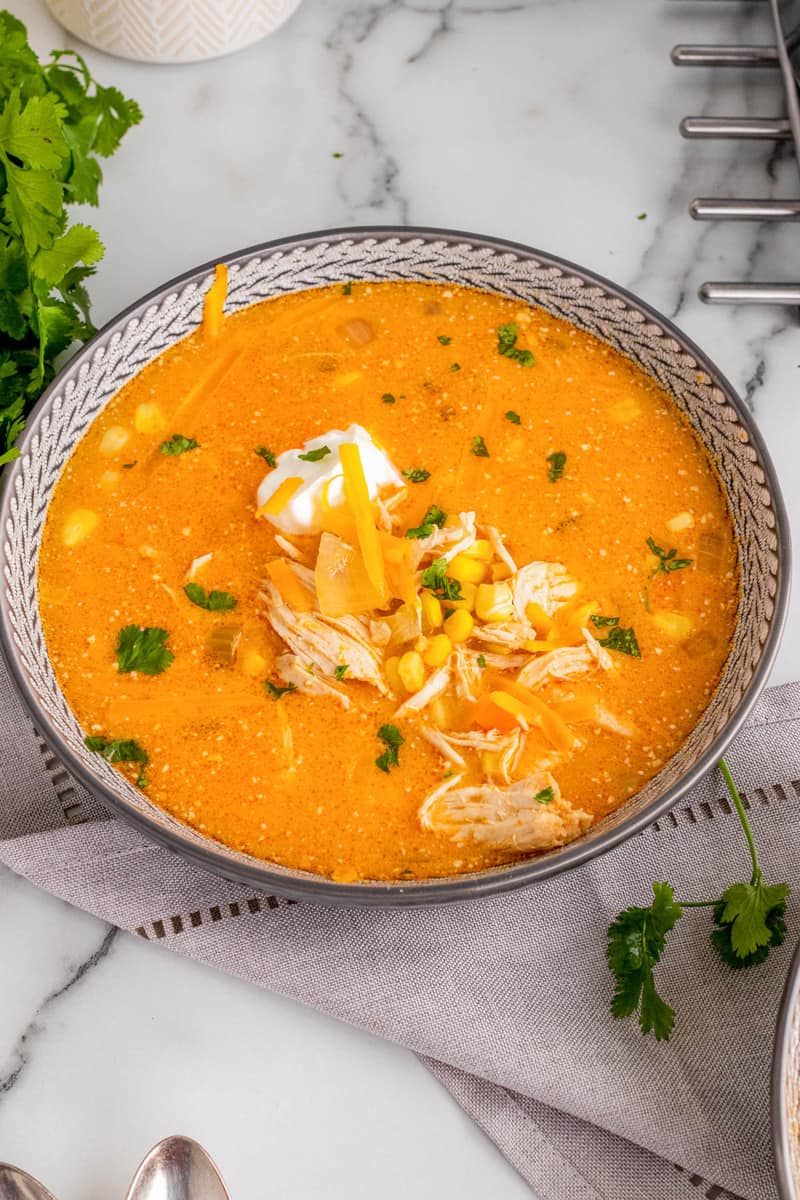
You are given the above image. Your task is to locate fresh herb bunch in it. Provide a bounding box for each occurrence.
[0,11,141,465]
[607,758,790,1040]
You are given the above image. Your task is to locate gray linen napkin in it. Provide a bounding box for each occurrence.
[2,656,799,1200]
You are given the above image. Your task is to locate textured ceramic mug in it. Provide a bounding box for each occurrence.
[45,0,302,64]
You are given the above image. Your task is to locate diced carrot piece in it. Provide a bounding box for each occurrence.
[203,263,228,338]
[266,558,314,612]
[339,442,386,599]
[472,693,520,734]
[485,671,578,753]
[257,476,303,519]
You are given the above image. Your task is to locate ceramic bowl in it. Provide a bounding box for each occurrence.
[0,227,789,905]
[774,942,800,1198]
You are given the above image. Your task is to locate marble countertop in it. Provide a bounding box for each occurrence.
[2,1,799,1197]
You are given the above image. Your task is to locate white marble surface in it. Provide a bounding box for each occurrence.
[2,1,800,1196]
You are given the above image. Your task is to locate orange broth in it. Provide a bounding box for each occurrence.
[38,280,739,881]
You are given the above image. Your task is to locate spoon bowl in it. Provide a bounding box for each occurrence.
[0,1164,59,1200]
[125,1136,231,1200]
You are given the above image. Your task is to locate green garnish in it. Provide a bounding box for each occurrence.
[647,537,693,575]
[590,614,620,628]
[421,556,462,601]
[334,664,349,681]
[403,466,431,483]
[547,451,567,482]
[332,152,344,159]
[0,13,141,468]
[437,334,452,345]
[597,624,640,658]
[477,654,487,669]
[608,759,790,1040]
[382,393,396,404]
[341,281,352,294]
[264,680,297,700]
[115,625,174,675]
[450,362,461,372]
[84,735,148,787]
[534,787,554,805]
[122,461,136,470]
[298,445,331,462]
[255,445,276,467]
[160,433,199,456]
[497,322,535,367]
[405,505,447,540]
[375,723,404,773]
[183,583,237,612]
[471,435,490,458]
[637,212,647,220]
[504,410,521,424]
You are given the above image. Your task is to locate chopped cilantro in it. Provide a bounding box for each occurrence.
[116,625,174,675]
[341,281,352,294]
[405,505,447,540]
[477,654,487,669]
[183,583,237,612]
[375,723,404,773]
[334,664,349,681]
[122,461,137,470]
[265,680,297,700]
[160,433,199,456]
[382,393,396,404]
[504,410,521,424]
[298,445,331,462]
[598,624,640,658]
[534,787,554,804]
[84,735,148,788]
[647,537,693,575]
[547,451,567,482]
[255,445,276,467]
[437,334,452,345]
[421,556,462,601]
[497,322,535,367]
[637,212,647,220]
[333,152,344,159]
[471,435,490,458]
[450,362,461,372]
[590,614,620,628]
[403,466,431,483]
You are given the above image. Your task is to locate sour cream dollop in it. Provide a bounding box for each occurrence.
[256,424,403,536]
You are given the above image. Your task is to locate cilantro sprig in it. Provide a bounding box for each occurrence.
[0,13,141,466]
[405,505,447,540]
[115,624,174,675]
[84,735,148,787]
[647,536,693,575]
[160,433,199,456]
[183,582,237,612]
[376,723,404,773]
[607,758,790,1040]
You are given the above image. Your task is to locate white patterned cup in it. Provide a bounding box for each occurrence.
[45,0,303,64]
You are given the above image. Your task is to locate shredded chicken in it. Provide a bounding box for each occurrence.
[470,622,535,651]
[420,772,592,851]
[419,726,467,767]
[452,644,484,701]
[185,552,213,582]
[394,663,450,717]
[275,534,303,560]
[425,726,524,785]
[275,653,349,709]
[484,526,518,573]
[408,511,477,568]
[512,561,577,620]
[582,627,613,669]
[591,704,637,738]
[517,641,611,690]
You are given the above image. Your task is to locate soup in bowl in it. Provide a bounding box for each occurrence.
[0,229,787,904]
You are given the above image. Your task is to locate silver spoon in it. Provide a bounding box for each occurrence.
[0,1164,59,1200]
[125,1136,231,1200]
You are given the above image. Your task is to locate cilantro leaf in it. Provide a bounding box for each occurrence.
[713,881,790,960]
[504,410,521,424]
[597,624,640,658]
[255,445,276,467]
[450,362,461,372]
[334,664,349,681]
[471,435,489,458]
[183,582,237,612]
[382,393,396,404]
[405,505,447,539]
[647,537,693,575]
[403,466,430,483]
[84,734,148,787]
[437,334,452,345]
[477,654,487,669]
[298,445,331,462]
[590,614,619,628]
[376,723,404,772]
[534,787,554,804]
[607,882,681,1041]
[265,680,297,699]
[497,322,535,367]
[115,625,174,675]
[160,433,199,456]
[421,556,462,601]
[547,451,567,482]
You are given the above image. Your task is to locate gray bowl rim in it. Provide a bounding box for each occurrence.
[0,223,790,907]
[773,939,800,1199]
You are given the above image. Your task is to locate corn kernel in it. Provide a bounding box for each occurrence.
[491,562,513,581]
[423,633,452,667]
[398,650,425,693]
[444,581,477,612]
[444,609,474,643]
[134,402,166,434]
[463,539,493,562]
[333,370,362,389]
[240,648,268,678]
[525,602,553,636]
[652,610,695,640]
[384,655,404,694]
[449,554,489,585]
[476,581,514,623]
[99,425,131,456]
[62,508,98,547]
[666,511,695,534]
[421,592,443,630]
